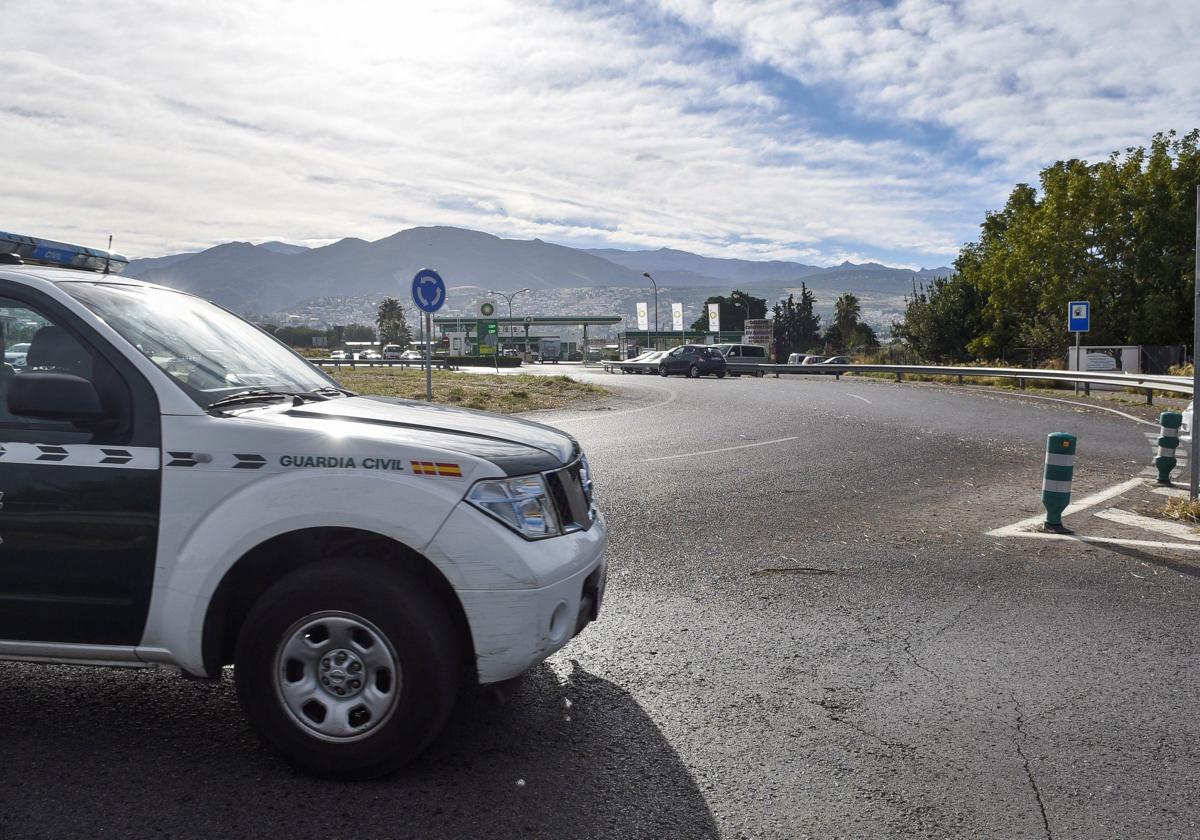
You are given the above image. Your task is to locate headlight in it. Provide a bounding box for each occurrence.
[467,474,560,539]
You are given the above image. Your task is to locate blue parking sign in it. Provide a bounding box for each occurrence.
[1068,301,1089,333]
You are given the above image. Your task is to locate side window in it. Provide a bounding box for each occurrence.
[0,297,130,443]
[729,347,740,357]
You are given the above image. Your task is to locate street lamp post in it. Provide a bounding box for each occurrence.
[487,288,530,350]
[642,272,659,349]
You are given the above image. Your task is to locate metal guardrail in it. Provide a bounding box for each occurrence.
[604,360,1194,399]
[312,358,454,370]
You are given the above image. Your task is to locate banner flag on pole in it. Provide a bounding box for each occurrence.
[671,302,684,332]
[636,302,649,331]
[707,302,721,333]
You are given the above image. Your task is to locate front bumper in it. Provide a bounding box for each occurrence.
[427,505,608,683]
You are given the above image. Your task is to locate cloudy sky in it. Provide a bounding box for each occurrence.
[4,0,1195,266]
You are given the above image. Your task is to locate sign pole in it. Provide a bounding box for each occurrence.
[1192,185,1199,499]
[1074,331,1080,396]
[425,312,433,401]
[410,268,446,403]
[1067,300,1089,397]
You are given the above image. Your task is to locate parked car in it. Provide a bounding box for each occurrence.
[823,356,851,365]
[399,349,423,361]
[330,350,348,360]
[800,355,827,365]
[1183,401,1192,441]
[381,344,403,359]
[624,350,666,374]
[4,341,30,367]
[358,350,381,360]
[713,343,767,377]
[619,351,651,373]
[658,345,727,378]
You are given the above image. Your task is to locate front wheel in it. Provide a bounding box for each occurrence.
[687,365,700,378]
[234,558,461,779]
[659,364,669,377]
[716,370,727,379]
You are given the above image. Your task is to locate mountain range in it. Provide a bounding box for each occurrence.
[124,225,952,315]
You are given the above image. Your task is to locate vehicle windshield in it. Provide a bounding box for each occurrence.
[64,282,339,409]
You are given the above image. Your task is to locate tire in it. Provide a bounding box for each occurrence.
[659,364,669,377]
[716,370,727,379]
[234,557,461,780]
[687,365,700,378]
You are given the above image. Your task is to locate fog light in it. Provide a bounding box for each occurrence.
[548,601,570,642]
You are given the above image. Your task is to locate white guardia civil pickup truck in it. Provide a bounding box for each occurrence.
[0,232,607,779]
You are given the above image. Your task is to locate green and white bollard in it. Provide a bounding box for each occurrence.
[1042,432,1077,534]
[1154,411,1183,485]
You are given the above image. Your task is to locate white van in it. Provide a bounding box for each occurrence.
[713,343,768,377]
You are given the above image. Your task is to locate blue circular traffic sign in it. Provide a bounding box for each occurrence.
[411,268,446,313]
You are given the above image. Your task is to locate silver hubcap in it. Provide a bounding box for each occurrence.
[274,611,401,742]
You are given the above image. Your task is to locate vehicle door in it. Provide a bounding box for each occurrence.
[0,286,161,646]
[664,347,686,373]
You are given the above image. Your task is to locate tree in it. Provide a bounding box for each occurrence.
[849,322,879,351]
[771,284,822,360]
[376,297,411,351]
[895,128,1200,361]
[833,293,862,345]
[273,325,327,347]
[690,290,768,333]
[892,275,988,362]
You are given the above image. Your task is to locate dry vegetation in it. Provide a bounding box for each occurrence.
[331,367,607,414]
[1162,496,1200,526]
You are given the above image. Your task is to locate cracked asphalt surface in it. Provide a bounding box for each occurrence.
[3,370,1198,839]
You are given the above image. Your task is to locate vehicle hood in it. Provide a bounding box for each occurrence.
[278,395,577,475]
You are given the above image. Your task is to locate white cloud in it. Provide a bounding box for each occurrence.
[3,0,1192,268]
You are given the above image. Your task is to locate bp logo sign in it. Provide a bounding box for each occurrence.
[480,302,495,317]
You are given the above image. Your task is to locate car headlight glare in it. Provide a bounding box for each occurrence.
[467,474,560,538]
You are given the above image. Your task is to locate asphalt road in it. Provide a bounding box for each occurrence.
[3,371,1198,839]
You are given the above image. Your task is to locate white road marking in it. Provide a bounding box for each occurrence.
[986,477,1144,537]
[1151,486,1191,498]
[965,389,1159,427]
[546,383,679,425]
[641,435,800,463]
[993,531,1200,552]
[1093,508,1200,541]
[845,393,872,404]
[987,477,1200,552]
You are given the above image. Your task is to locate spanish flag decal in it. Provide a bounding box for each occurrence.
[411,460,464,478]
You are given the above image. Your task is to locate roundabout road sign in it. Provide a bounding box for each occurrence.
[411,269,446,313]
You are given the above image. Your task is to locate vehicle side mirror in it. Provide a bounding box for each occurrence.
[8,372,107,422]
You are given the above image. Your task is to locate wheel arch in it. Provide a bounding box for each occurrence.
[200,527,475,680]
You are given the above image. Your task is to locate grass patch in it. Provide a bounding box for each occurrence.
[1162,496,1200,525]
[331,368,607,414]
[846,370,1072,389]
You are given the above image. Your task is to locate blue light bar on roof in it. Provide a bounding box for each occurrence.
[0,230,129,274]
